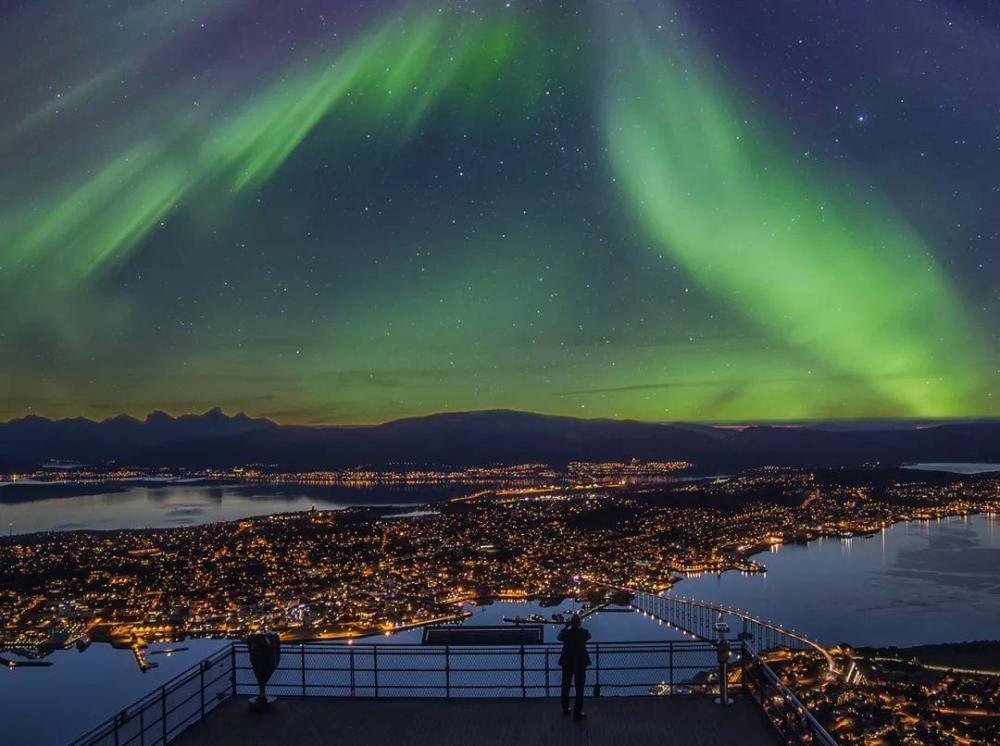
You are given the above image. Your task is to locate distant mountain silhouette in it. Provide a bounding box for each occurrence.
[0,408,276,469]
[1,409,999,471]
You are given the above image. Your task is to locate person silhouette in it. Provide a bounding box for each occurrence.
[557,613,591,719]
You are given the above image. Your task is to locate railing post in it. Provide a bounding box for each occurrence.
[373,646,379,699]
[230,643,237,695]
[740,639,750,692]
[113,712,120,746]
[668,642,674,692]
[301,644,307,696]
[160,686,168,745]
[593,643,601,698]
[520,645,526,698]
[545,650,550,698]
[444,645,451,700]
[199,661,206,720]
[349,646,356,697]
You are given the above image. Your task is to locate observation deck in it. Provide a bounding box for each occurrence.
[173,694,778,746]
[70,635,836,746]
[71,590,840,746]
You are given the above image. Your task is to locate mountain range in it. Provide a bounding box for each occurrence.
[1,408,999,471]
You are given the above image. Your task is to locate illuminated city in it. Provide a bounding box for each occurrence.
[3,462,999,742]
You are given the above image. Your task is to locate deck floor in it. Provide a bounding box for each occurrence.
[174,695,781,746]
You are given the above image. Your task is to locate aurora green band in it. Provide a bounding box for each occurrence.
[3,6,538,288]
[603,6,983,417]
[0,0,995,423]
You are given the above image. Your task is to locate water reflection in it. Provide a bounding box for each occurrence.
[675,514,1000,648]
[0,483,465,534]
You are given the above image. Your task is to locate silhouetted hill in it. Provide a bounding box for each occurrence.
[730,422,1000,467]
[0,409,999,471]
[123,410,729,470]
[0,408,275,468]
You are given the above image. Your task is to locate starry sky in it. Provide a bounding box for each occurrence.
[1,0,998,424]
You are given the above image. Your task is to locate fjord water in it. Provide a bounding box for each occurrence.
[675,513,1000,647]
[0,483,464,534]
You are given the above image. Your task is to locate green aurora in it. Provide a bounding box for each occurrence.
[1,0,997,423]
[603,10,984,417]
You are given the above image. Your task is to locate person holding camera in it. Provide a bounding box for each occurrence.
[557,614,592,719]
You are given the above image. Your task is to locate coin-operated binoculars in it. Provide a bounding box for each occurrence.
[247,631,281,712]
[714,620,734,706]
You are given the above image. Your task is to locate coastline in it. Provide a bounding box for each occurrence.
[853,640,1000,676]
[683,505,996,585]
[9,593,614,664]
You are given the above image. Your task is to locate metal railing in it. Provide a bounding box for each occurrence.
[69,638,731,746]
[70,637,839,746]
[742,644,839,746]
[69,644,236,746]
[232,639,725,699]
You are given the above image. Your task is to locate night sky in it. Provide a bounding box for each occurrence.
[2,0,998,424]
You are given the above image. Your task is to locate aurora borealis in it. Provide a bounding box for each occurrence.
[2,0,998,424]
